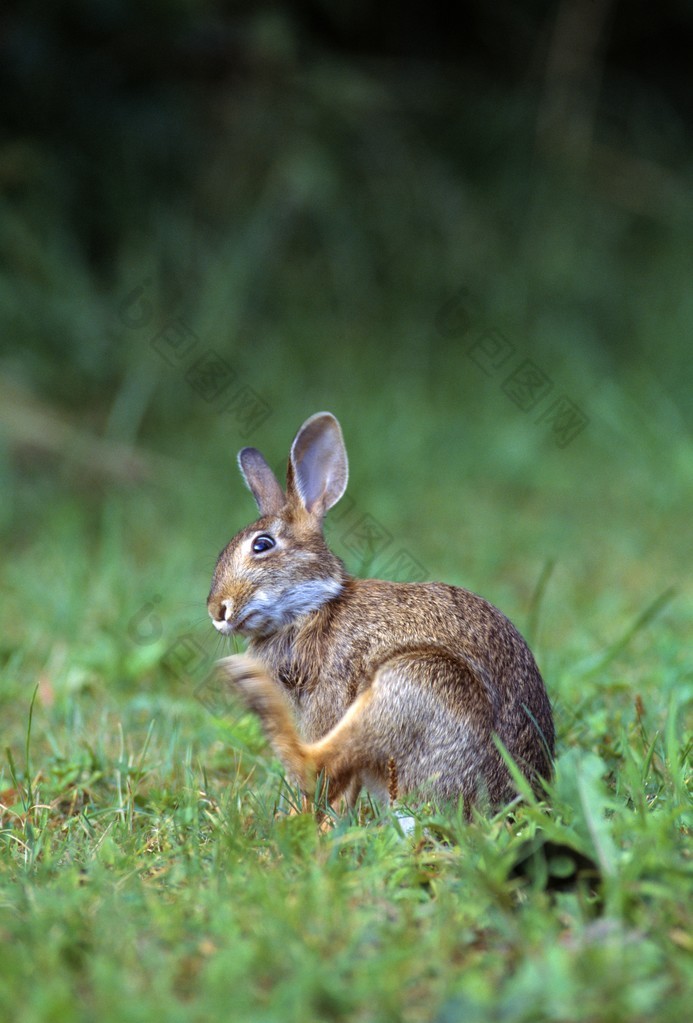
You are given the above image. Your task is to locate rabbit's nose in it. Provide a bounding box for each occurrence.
[208,597,231,623]
[208,598,237,635]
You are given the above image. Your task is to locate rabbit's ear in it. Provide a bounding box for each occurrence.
[288,412,348,519]
[238,447,286,515]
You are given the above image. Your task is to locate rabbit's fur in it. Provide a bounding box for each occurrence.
[208,412,554,811]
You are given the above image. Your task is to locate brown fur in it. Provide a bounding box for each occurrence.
[208,412,554,813]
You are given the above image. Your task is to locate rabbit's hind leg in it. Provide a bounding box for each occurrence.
[218,652,380,806]
[218,650,494,810]
[217,652,364,804]
[307,651,496,806]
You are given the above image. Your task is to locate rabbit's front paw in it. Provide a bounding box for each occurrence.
[217,653,276,715]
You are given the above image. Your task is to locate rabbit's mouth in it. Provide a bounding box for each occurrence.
[212,617,235,636]
[212,609,271,637]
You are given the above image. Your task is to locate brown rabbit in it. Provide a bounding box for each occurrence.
[207,412,554,811]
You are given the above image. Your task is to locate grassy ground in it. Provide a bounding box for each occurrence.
[1,374,691,1021]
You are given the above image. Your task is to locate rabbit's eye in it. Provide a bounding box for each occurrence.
[252,534,276,554]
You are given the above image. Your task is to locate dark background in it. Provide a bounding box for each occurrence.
[1,0,691,615]
[2,1,691,399]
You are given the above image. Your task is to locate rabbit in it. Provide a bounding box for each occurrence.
[207,411,554,812]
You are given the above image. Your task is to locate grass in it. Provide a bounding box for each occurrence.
[1,422,691,1022]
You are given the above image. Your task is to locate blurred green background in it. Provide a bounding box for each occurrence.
[1,0,691,714]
